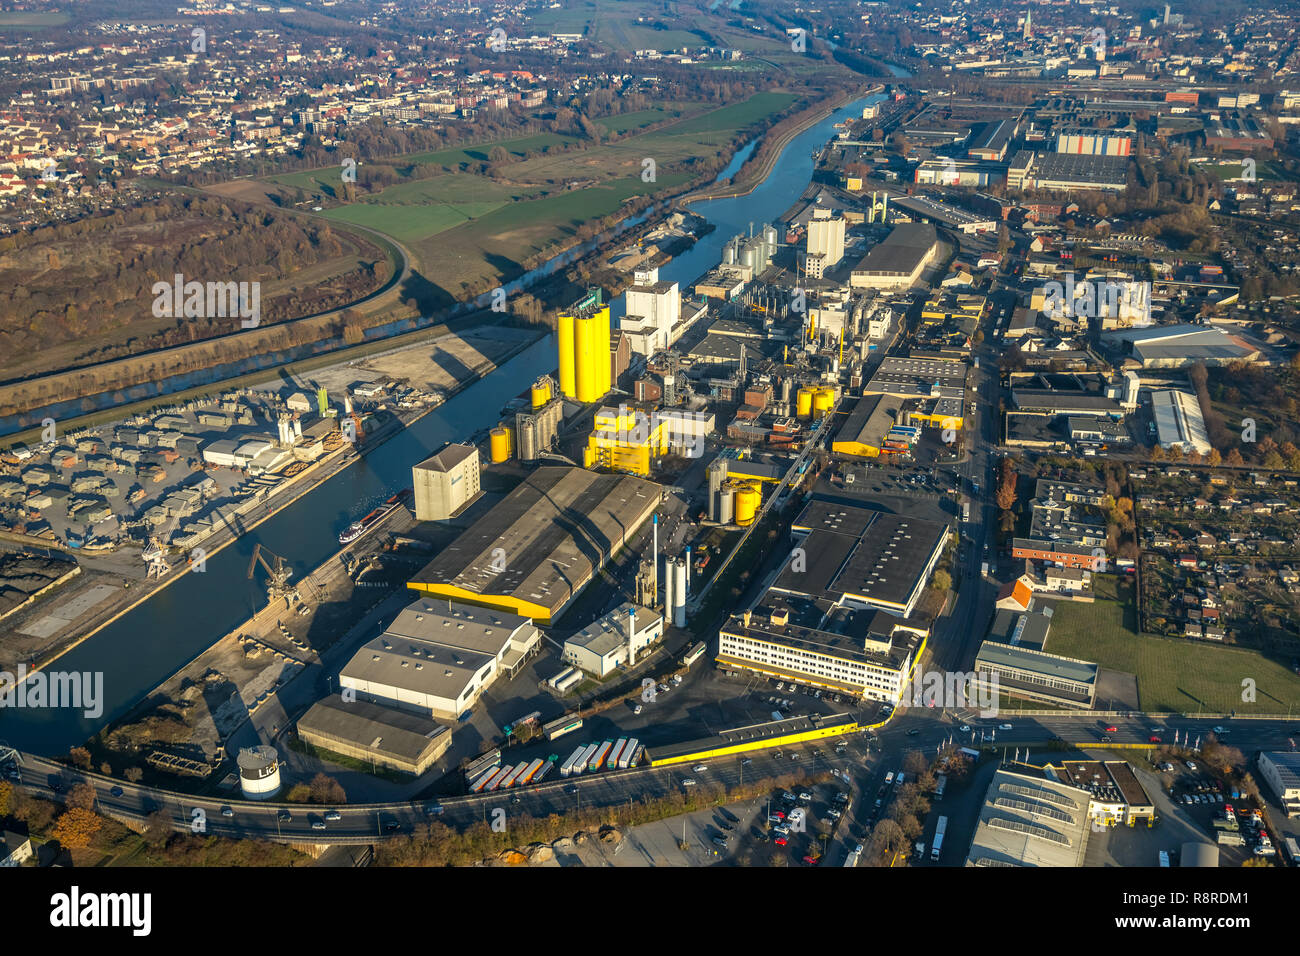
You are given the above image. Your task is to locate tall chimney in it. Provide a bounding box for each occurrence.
[652,514,659,608]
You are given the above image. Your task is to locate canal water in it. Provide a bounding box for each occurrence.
[2,74,907,754]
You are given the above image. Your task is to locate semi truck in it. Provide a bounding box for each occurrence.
[517,758,545,785]
[469,767,497,793]
[932,816,947,862]
[483,766,512,792]
[543,715,584,741]
[532,760,554,784]
[844,845,862,867]
[934,774,947,801]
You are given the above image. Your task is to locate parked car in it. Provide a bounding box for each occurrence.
[711,836,728,848]
[633,704,643,715]
[1185,760,1198,771]
[682,778,696,787]
[774,835,789,846]
[998,723,1013,730]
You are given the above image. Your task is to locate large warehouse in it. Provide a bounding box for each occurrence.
[339,599,540,720]
[778,499,950,618]
[850,222,940,290]
[408,466,661,623]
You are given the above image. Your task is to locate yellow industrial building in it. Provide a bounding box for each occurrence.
[583,405,669,476]
[557,288,611,403]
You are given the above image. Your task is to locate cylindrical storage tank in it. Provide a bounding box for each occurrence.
[742,247,756,270]
[781,378,792,403]
[764,224,777,247]
[596,307,611,395]
[490,426,511,463]
[517,416,538,461]
[812,388,834,416]
[717,484,735,525]
[734,484,760,526]
[531,378,551,409]
[575,314,601,403]
[796,387,814,418]
[238,745,281,800]
[557,313,576,399]
[673,557,688,628]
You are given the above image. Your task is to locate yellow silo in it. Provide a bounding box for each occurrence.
[557,313,576,399]
[734,483,761,526]
[575,313,602,403]
[596,306,611,394]
[796,387,814,419]
[489,426,511,463]
[813,387,835,416]
[531,377,552,409]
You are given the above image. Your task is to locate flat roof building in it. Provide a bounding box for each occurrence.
[1056,760,1156,826]
[974,639,1098,709]
[340,598,540,720]
[850,222,940,290]
[781,499,950,618]
[408,466,661,623]
[966,768,1092,867]
[296,694,452,776]
[1151,389,1213,455]
[563,602,664,677]
[1258,751,1300,816]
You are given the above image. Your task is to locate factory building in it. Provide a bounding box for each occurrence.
[412,442,481,521]
[296,694,452,776]
[805,209,846,278]
[1053,128,1134,156]
[620,267,681,356]
[584,404,715,476]
[563,602,664,677]
[831,394,908,458]
[1150,388,1213,455]
[408,466,661,623]
[339,598,541,720]
[850,222,940,290]
[778,499,950,618]
[557,288,612,403]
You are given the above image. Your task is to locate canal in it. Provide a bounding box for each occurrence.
[3,75,907,754]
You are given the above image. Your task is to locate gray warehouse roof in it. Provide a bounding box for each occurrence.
[409,466,662,621]
[297,694,450,765]
[852,222,938,276]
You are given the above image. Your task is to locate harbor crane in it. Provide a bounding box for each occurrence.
[142,511,183,578]
[246,543,295,606]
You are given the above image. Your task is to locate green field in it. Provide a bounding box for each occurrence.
[1046,576,1300,714]
[318,174,531,242]
[0,11,68,28]
[256,89,796,293]
[597,108,685,136]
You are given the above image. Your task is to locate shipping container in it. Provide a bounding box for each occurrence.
[620,738,640,770]
[483,766,512,792]
[499,763,526,789]
[609,738,628,770]
[577,742,600,772]
[469,767,497,793]
[543,714,584,741]
[561,745,587,777]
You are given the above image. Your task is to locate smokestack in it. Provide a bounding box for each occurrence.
[684,545,692,599]
[652,514,659,607]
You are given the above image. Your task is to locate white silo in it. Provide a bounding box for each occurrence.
[671,556,688,628]
[237,745,282,800]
